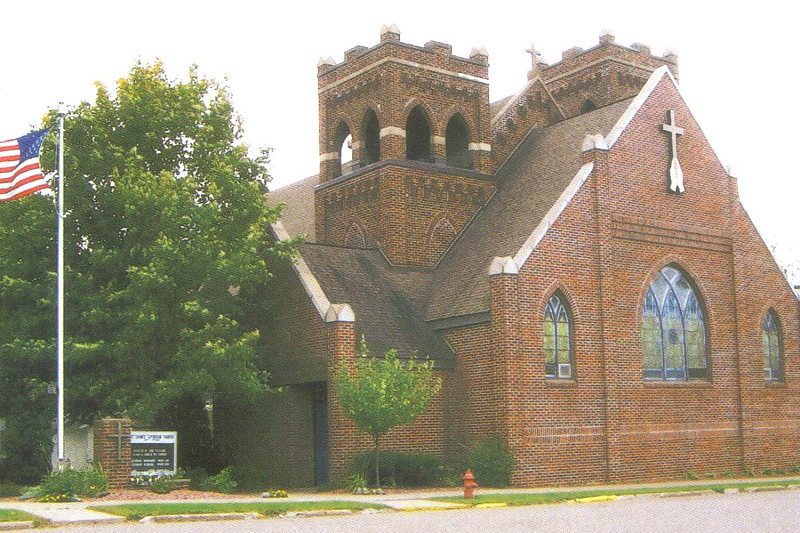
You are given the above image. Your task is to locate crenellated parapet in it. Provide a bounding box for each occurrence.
[491,30,679,168]
[317,25,492,184]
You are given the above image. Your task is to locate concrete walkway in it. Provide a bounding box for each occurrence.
[2,476,799,529]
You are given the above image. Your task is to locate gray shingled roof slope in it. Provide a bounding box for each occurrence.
[426,98,633,321]
[268,174,319,241]
[298,244,453,366]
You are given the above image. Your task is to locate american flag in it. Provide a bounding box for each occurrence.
[0,129,50,202]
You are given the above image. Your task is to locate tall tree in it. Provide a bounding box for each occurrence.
[0,61,297,482]
[334,338,441,488]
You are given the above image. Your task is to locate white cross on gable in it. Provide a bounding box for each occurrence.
[662,110,685,193]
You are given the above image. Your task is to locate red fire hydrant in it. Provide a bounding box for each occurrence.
[462,469,478,499]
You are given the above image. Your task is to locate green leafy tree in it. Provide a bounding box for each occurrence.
[334,337,441,488]
[0,61,297,481]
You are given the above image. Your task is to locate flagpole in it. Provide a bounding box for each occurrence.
[56,106,66,467]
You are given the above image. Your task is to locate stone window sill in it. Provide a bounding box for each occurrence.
[643,380,713,388]
[545,378,578,388]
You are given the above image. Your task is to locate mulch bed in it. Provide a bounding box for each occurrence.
[100,488,250,501]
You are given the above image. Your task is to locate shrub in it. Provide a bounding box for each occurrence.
[350,451,452,487]
[199,467,237,494]
[186,468,209,491]
[347,473,368,493]
[149,479,175,494]
[37,467,107,502]
[462,435,515,488]
[0,482,21,498]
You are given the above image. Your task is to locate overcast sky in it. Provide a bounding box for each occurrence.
[3,1,798,281]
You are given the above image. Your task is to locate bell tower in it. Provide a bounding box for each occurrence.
[314,25,497,267]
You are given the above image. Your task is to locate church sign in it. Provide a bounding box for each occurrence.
[130,431,177,476]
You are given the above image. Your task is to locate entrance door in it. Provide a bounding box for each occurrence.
[311,383,329,485]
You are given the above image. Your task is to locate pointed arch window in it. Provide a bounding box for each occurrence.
[762,310,783,381]
[361,108,380,166]
[642,266,708,381]
[406,106,432,162]
[332,121,352,179]
[544,294,573,379]
[445,113,472,169]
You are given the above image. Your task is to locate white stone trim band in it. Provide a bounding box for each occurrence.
[320,58,489,95]
[380,126,406,139]
[320,152,340,162]
[469,142,491,152]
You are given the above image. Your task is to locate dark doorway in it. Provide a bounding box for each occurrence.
[311,383,329,485]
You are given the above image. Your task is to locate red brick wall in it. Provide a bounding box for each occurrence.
[92,418,131,489]
[316,164,495,266]
[324,319,447,480]
[464,73,800,486]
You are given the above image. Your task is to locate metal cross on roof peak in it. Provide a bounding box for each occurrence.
[662,110,685,193]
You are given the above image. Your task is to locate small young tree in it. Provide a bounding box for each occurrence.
[334,337,441,488]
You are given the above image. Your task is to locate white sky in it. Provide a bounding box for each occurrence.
[3,1,798,281]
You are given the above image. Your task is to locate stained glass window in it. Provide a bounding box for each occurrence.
[762,310,782,381]
[544,294,573,378]
[641,266,708,380]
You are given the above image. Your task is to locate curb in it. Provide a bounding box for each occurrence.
[282,510,353,518]
[141,512,260,523]
[744,486,790,493]
[658,490,716,498]
[0,522,34,531]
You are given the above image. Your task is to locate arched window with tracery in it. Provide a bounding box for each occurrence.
[361,108,380,166]
[445,113,472,169]
[544,293,573,379]
[762,309,783,381]
[406,106,432,162]
[642,265,708,381]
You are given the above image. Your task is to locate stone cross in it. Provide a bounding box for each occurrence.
[526,44,541,67]
[662,110,685,193]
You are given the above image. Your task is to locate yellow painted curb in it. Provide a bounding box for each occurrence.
[573,495,618,504]
[475,503,508,509]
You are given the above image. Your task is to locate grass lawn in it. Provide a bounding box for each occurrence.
[433,480,800,507]
[90,501,387,521]
[0,509,38,522]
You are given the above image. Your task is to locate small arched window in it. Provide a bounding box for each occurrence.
[333,121,352,179]
[445,114,472,169]
[544,294,573,379]
[406,106,431,162]
[361,108,380,166]
[762,310,783,381]
[642,265,708,381]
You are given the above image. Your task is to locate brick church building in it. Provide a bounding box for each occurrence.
[223,26,800,487]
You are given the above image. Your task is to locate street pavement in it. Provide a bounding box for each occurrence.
[2,477,800,530]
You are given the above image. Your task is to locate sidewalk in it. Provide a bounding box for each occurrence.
[2,476,799,529]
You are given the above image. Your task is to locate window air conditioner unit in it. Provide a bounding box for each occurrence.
[558,363,572,379]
